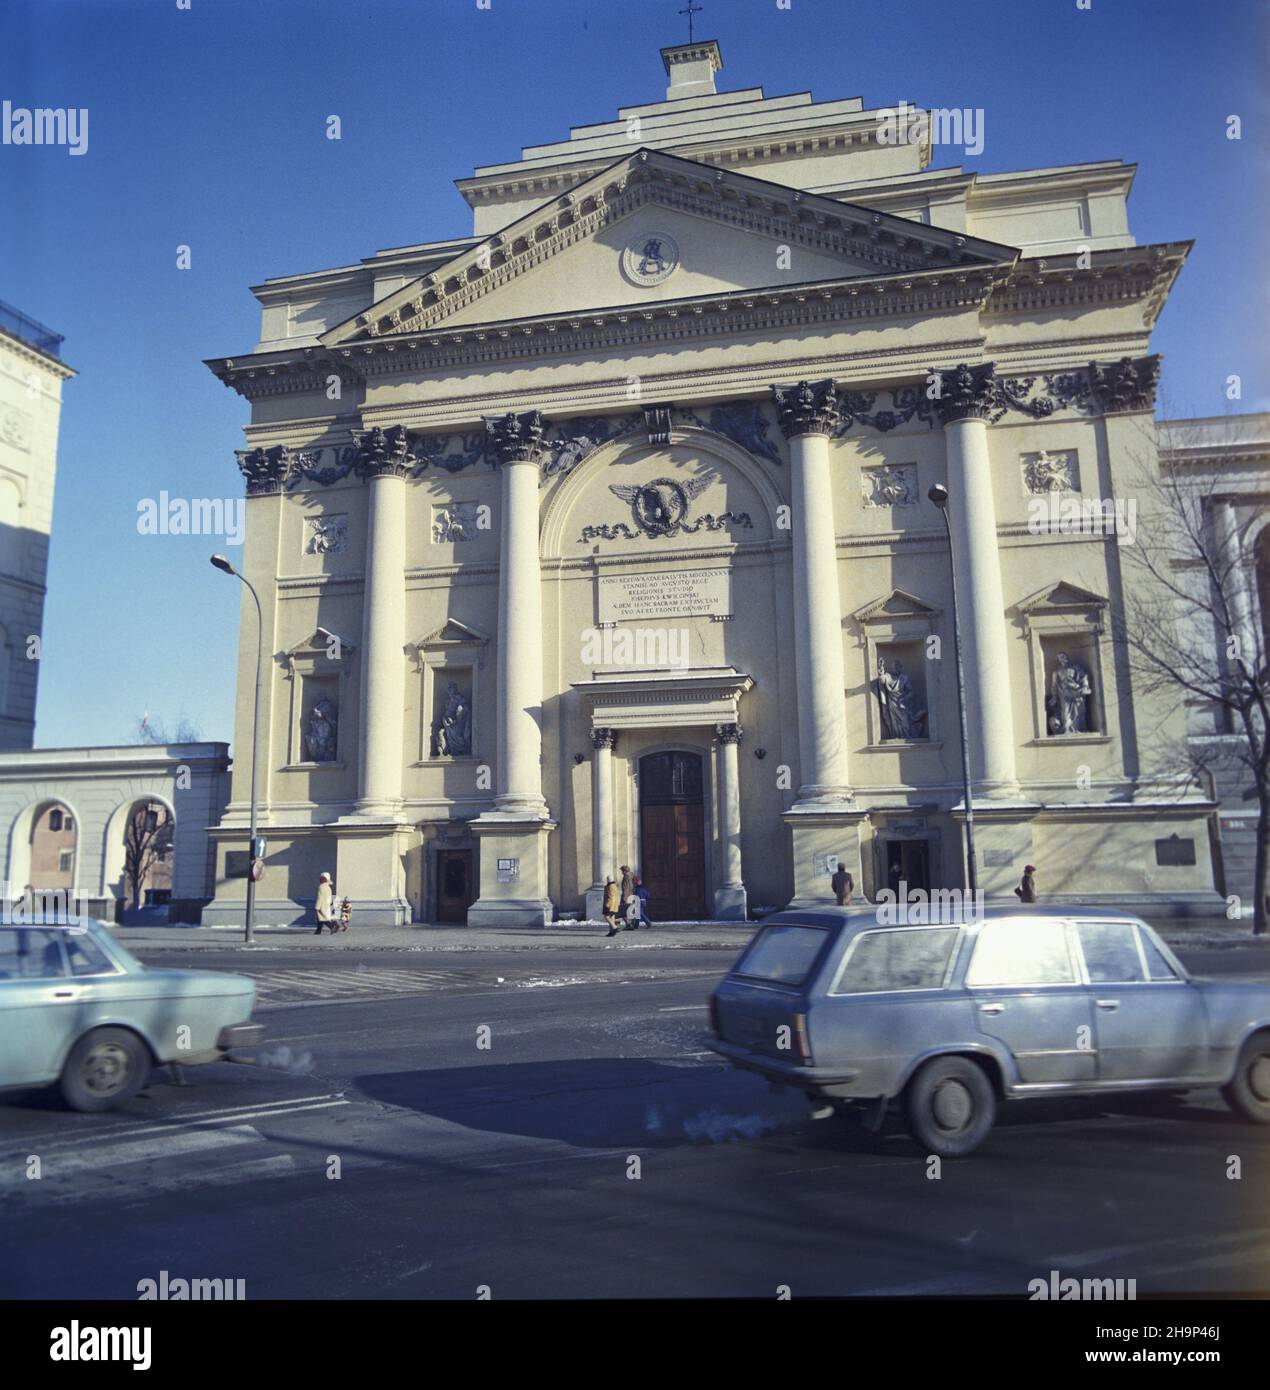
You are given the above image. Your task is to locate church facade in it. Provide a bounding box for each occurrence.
[203,41,1218,926]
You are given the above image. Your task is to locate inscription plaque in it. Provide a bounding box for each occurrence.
[598,569,731,623]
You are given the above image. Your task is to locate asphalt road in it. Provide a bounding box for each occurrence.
[2,943,1268,1299]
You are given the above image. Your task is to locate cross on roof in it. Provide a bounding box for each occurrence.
[679,0,703,43]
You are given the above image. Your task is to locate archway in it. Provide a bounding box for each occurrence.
[6,798,81,900]
[101,796,176,913]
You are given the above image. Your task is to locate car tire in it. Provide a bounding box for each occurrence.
[1221,1032,1270,1124]
[59,1027,151,1113]
[905,1056,996,1158]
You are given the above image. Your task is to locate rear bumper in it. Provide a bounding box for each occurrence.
[707,1039,861,1095]
[217,1022,265,1050]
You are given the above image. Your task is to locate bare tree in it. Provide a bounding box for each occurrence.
[127,713,202,745]
[123,802,173,910]
[1115,418,1268,933]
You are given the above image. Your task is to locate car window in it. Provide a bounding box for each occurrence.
[1137,929,1179,981]
[834,928,959,993]
[1076,921,1145,983]
[733,925,830,986]
[65,931,117,976]
[0,928,67,980]
[965,919,1075,987]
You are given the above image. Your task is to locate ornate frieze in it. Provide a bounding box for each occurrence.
[771,379,840,438]
[861,463,917,507]
[305,515,348,555]
[677,401,783,465]
[486,409,548,465]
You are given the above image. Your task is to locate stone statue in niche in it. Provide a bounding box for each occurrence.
[1047,651,1093,734]
[432,681,472,757]
[304,697,338,762]
[876,657,926,740]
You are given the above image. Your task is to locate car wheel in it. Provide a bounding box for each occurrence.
[905,1056,996,1158]
[59,1027,151,1113]
[1221,1032,1270,1124]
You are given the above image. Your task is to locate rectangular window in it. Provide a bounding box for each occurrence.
[733,924,831,987]
[1138,929,1180,981]
[58,850,73,873]
[965,919,1075,987]
[834,928,959,994]
[65,931,117,977]
[0,928,66,980]
[1076,920,1145,984]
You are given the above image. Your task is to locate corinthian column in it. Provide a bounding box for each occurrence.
[772,380,852,805]
[933,364,1018,796]
[487,410,549,817]
[590,727,616,891]
[354,425,410,816]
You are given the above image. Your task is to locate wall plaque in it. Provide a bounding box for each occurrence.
[598,568,731,623]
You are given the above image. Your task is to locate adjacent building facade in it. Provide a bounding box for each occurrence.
[204,42,1223,926]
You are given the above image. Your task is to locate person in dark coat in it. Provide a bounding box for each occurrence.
[631,876,652,928]
[831,862,854,906]
[619,864,636,919]
[1014,865,1037,903]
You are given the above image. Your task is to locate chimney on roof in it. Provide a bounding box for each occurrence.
[660,40,723,101]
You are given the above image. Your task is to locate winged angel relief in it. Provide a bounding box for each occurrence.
[579,476,753,543]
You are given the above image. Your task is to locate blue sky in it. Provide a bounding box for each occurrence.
[2,0,1266,749]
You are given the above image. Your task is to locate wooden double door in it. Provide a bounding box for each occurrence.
[639,751,707,922]
[436,849,474,923]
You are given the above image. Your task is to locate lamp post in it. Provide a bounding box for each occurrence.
[211,555,263,945]
[927,485,977,895]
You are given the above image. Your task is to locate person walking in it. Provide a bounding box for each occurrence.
[338,896,352,932]
[314,872,338,936]
[1014,864,1037,904]
[633,876,652,928]
[831,860,854,907]
[619,864,636,920]
[602,876,622,937]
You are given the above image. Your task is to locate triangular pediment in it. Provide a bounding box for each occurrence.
[321,148,1017,345]
[1017,581,1108,614]
[854,589,941,624]
[409,619,490,649]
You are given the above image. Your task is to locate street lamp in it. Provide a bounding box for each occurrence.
[211,554,263,945]
[927,484,977,895]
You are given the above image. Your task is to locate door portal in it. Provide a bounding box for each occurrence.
[437,849,475,924]
[884,839,931,897]
[639,751,707,921]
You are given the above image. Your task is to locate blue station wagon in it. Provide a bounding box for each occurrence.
[0,919,264,1111]
[709,906,1270,1156]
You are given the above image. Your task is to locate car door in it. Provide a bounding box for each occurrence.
[0,927,79,1087]
[965,916,1096,1085]
[1072,919,1211,1081]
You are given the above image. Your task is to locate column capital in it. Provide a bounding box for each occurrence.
[771,380,840,439]
[237,444,291,496]
[590,727,617,750]
[354,424,412,480]
[486,409,549,465]
[930,363,998,425]
[1089,354,1161,415]
[715,721,743,744]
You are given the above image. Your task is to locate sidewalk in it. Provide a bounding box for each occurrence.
[108,914,1268,954]
[109,921,757,953]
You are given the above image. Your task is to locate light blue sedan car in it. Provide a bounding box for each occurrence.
[710,906,1270,1156]
[0,918,264,1111]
